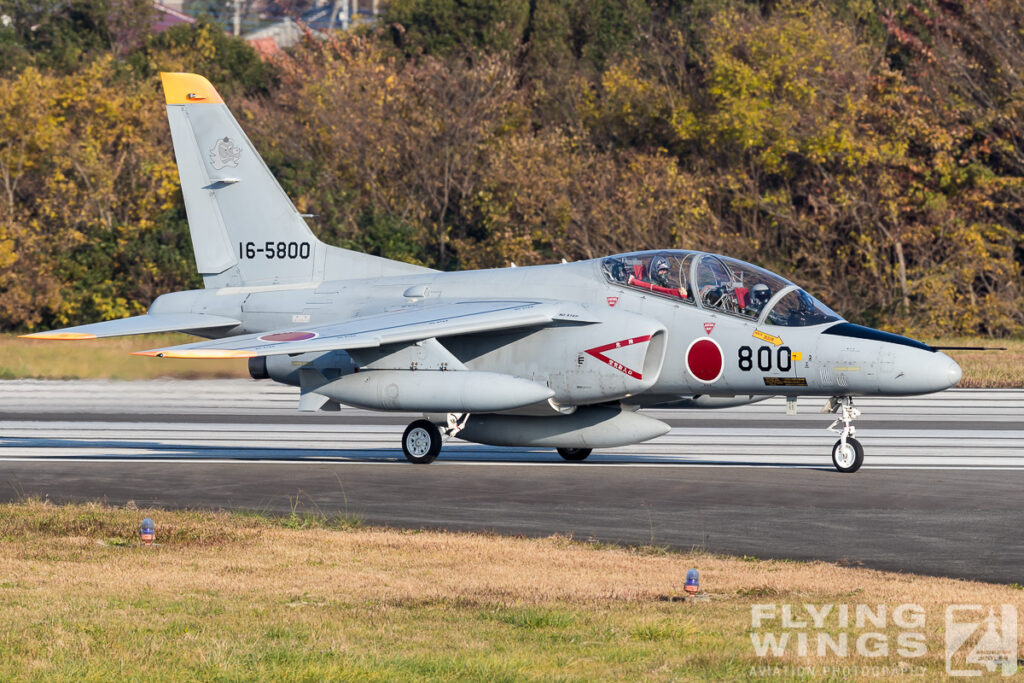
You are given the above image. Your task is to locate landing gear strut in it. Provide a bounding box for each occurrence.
[825,396,863,473]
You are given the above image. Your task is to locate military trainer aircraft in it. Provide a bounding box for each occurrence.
[24,73,963,473]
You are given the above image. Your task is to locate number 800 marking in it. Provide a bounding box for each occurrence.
[738,346,792,372]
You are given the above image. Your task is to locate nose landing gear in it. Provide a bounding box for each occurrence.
[825,396,863,473]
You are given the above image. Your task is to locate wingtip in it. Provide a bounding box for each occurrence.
[20,332,97,340]
[160,72,225,105]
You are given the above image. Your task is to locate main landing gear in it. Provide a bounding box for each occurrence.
[401,413,468,464]
[557,447,592,462]
[825,396,863,473]
[400,415,595,464]
[401,420,442,464]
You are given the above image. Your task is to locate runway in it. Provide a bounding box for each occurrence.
[1,379,1022,582]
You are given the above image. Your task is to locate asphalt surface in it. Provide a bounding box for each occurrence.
[1,379,1022,584]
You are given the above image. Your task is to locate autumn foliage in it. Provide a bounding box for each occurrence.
[1,1,1022,336]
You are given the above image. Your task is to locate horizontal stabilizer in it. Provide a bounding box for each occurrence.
[134,300,592,359]
[21,313,241,340]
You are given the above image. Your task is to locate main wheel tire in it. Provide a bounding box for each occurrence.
[402,420,442,464]
[557,447,592,462]
[831,437,864,473]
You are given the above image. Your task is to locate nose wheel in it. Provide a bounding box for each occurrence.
[825,396,863,473]
[831,437,863,473]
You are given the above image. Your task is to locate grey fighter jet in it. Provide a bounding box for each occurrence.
[25,73,964,473]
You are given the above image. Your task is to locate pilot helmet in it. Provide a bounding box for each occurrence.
[650,256,671,285]
[751,283,771,304]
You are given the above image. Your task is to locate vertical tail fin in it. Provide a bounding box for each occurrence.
[160,73,430,288]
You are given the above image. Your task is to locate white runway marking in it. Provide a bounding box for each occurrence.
[1,380,1023,469]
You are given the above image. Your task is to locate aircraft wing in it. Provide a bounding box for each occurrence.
[20,313,241,340]
[134,299,593,359]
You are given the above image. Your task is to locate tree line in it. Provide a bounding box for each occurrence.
[1,0,1022,336]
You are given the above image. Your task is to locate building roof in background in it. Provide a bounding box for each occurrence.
[244,1,378,52]
[247,36,280,58]
[152,2,196,33]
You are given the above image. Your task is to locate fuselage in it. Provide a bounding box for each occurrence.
[152,250,961,408]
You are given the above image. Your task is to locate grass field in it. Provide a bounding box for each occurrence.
[0,334,249,381]
[0,501,1021,681]
[3,333,1022,387]
[923,337,1024,388]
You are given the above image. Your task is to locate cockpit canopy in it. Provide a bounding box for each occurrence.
[600,251,841,327]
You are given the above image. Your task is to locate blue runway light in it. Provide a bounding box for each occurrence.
[684,568,699,596]
[140,518,155,546]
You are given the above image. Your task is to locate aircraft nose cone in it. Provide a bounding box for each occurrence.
[880,347,962,395]
[917,351,961,393]
[945,354,963,388]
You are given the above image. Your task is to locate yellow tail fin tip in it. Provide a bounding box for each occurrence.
[160,73,224,105]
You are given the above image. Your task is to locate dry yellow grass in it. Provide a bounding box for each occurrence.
[927,337,1024,388]
[0,501,1021,680]
[0,333,249,380]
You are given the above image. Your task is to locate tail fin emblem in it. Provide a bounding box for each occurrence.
[210,137,241,169]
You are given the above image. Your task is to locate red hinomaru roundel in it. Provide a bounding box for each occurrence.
[685,337,724,383]
[258,331,318,343]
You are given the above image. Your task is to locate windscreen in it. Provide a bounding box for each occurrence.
[764,289,842,327]
[712,256,791,319]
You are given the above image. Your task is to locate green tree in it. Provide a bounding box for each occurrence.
[0,59,191,330]
[0,0,154,74]
[381,0,530,57]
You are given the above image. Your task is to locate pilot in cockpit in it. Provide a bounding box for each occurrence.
[627,256,688,300]
[651,257,672,287]
[745,283,772,317]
